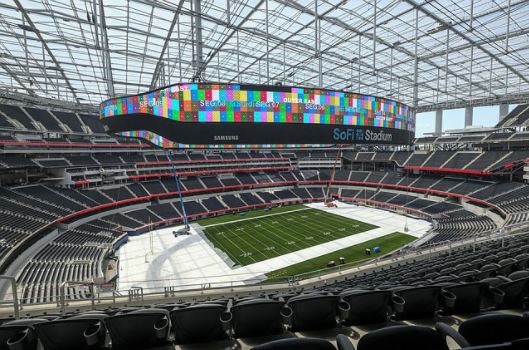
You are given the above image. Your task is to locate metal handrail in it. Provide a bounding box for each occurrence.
[128,286,144,304]
[0,275,19,319]
[58,281,95,313]
[2,226,529,315]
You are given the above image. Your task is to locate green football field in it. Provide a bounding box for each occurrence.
[198,204,378,266]
[266,232,416,278]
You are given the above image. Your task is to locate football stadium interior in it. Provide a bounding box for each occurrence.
[1,0,529,349]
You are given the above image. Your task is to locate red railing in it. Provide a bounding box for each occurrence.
[404,166,492,176]
[136,157,290,166]
[0,140,149,148]
[58,179,501,224]
[126,166,293,180]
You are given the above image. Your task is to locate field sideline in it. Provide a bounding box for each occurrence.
[199,204,378,266]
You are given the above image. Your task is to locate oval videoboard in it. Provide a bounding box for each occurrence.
[99,83,415,148]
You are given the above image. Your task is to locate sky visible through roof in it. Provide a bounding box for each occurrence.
[1,0,529,112]
[415,104,518,136]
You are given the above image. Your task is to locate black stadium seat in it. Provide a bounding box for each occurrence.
[252,337,335,350]
[440,282,493,314]
[457,314,529,346]
[231,298,284,338]
[352,324,510,350]
[495,277,529,309]
[339,289,393,325]
[170,303,229,344]
[356,325,451,350]
[104,308,170,349]
[0,318,49,350]
[282,293,342,332]
[34,314,108,350]
[392,286,452,320]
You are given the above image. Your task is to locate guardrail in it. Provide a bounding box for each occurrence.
[2,225,529,317]
[0,276,19,319]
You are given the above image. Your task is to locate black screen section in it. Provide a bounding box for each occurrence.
[102,114,414,145]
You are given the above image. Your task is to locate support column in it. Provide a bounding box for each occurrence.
[499,104,509,120]
[193,0,204,81]
[435,109,443,136]
[464,106,473,127]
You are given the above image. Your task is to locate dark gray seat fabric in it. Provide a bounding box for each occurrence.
[0,318,48,350]
[35,316,107,350]
[232,299,284,338]
[441,282,489,314]
[458,314,529,346]
[339,289,392,325]
[356,325,449,350]
[170,303,227,344]
[105,309,170,350]
[285,294,338,332]
[393,286,444,320]
[496,277,529,308]
[251,337,337,350]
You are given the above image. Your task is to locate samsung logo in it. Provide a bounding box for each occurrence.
[214,135,239,141]
[333,128,392,142]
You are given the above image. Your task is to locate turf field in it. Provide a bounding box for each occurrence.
[266,232,416,278]
[199,205,378,266]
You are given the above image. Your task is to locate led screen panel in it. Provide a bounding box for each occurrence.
[100,83,415,148]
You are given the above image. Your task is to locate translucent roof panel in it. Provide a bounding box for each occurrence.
[0,0,528,111]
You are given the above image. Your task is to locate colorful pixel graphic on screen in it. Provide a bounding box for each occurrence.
[100,83,415,148]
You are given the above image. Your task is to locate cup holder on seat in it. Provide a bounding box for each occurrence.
[280,305,293,325]
[489,287,505,305]
[338,300,351,320]
[392,295,405,313]
[154,317,169,339]
[84,321,103,347]
[7,329,33,350]
[441,290,457,309]
[220,310,233,332]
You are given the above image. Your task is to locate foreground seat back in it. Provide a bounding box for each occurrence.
[251,337,337,350]
[442,282,489,314]
[339,290,392,325]
[232,299,284,338]
[458,314,529,346]
[393,286,444,320]
[105,309,169,350]
[170,303,227,344]
[35,317,107,350]
[0,319,48,350]
[497,277,529,308]
[357,325,449,350]
[285,294,338,332]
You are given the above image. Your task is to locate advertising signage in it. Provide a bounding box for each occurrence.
[100,83,415,148]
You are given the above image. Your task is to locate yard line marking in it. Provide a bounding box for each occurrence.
[201,207,312,227]
[202,206,377,267]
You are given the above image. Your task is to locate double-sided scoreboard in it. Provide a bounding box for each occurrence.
[99,83,415,148]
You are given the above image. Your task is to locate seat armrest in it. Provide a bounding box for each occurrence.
[435,322,470,348]
[336,334,355,350]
